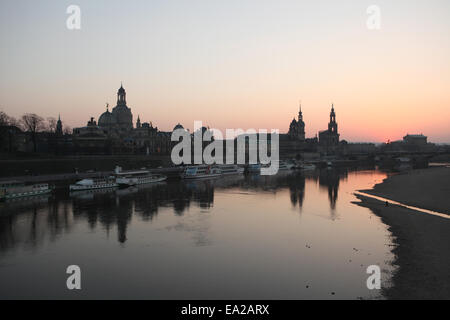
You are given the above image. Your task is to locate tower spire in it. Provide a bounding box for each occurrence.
[136,114,141,128]
[298,100,303,122]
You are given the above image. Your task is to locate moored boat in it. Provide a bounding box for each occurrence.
[114,166,167,187]
[181,165,222,179]
[69,177,118,191]
[0,181,52,201]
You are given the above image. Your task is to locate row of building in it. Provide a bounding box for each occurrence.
[71,85,344,156]
[0,84,437,157]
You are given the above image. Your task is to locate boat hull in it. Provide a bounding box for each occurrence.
[117,175,167,187]
[0,188,51,201]
[69,183,118,191]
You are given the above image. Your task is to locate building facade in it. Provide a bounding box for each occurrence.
[403,134,427,146]
[73,85,173,155]
[319,104,340,151]
[288,105,306,141]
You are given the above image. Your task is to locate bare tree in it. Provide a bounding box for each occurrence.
[0,111,8,126]
[7,116,21,128]
[63,125,72,135]
[47,117,57,133]
[0,110,18,127]
[21,113,45,152]
[0,110,22,152]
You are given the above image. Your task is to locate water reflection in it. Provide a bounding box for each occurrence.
[0,167,396,299]
[318,169,348,216]
[0,169,357,249]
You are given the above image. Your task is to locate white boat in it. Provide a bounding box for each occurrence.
[69,177,118,191]
[217,164,244,175]
[114,166,167,187]
[181,165,222,179]
[0,180,51,201]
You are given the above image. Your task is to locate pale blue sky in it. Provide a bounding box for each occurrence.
[1,0,450,142]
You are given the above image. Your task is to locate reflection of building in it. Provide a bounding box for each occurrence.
[73,85,173,155]
[319,104,340,152]
[287,174,306,211]
[319,169,343,212]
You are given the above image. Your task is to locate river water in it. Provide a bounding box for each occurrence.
[0,168,395,299]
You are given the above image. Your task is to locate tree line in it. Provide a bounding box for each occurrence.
[0,110,72,153]
[0,110,71,134]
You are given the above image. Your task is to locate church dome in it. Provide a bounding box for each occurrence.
[173,123,184,131]
[111,105,133,127]
[98,109,116,127]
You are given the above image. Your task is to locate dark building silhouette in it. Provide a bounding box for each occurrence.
[73,85,173,155]
[319,104,340,152]
[288,104,305,141]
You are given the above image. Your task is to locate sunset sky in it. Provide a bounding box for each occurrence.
[1,0,449,142]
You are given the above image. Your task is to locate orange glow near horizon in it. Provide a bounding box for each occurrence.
[1,1,450,143]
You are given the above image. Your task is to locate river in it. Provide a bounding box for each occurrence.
[0,168,396,299]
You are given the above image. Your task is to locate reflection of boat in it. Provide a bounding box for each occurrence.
[293,162,316,171]
[0,181,52,201]
[69,177,118,191]
[181,165,222,179]
[301,164,316,171]
[69,187,116,199]
[217,164,244,175]
[246,164,261,174]
[0,194,50,210]
[278,160,295,171]
[115,167,167,187]
[115,186,139,197]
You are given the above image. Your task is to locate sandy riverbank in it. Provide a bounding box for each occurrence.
[355,167,450,299]
[361,167,450,215]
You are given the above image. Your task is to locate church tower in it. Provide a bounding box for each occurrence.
[328,104,338,134]
[111,83,133,131]
[56,114,63,135]
[288,102,306,141]
[319,103,340,149]
[298,103,305,137]
[117,84,126,105]
[136,115,141,128]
